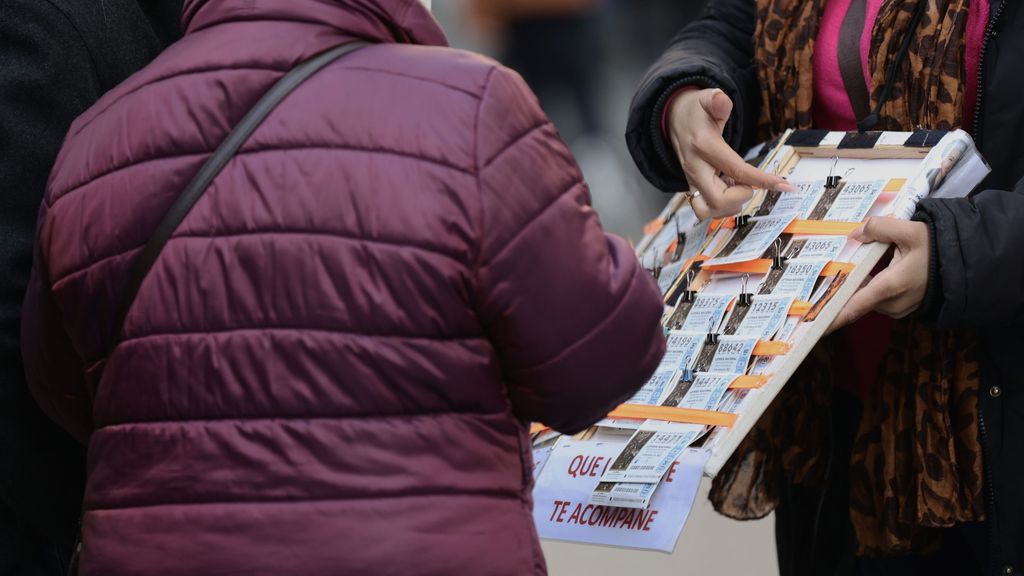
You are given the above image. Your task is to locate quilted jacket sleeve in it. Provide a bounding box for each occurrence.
[474,66,667,434]
[625,0,760,192]
[914,178,1024,329]
[21,203,93,445]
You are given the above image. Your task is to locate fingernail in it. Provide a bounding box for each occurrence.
[776,180,797,192]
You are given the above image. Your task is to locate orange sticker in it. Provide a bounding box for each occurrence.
[644,218,666,237]
[752,340,791,356]
[607,404,737,428]
[730,375,771,389]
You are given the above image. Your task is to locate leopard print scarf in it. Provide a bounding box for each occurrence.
[755,0,971,135]
[710,0,985,556]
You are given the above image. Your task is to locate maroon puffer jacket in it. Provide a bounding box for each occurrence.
[20,1,665,574]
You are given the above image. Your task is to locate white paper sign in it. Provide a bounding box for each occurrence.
[600,424,704,483]
[707,213,797,265]
[534,441,708,552]
[533,446,553,481]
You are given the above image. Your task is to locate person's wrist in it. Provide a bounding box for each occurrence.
[663,86,699,146]
[912,214,942,322]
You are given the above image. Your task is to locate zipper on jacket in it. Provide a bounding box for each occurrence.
[978,404,1000,576]
[973,7,1007,574]
[973,0,1008,144]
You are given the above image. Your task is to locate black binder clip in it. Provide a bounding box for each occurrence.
[825,157,842,189]
[680,269,698,303]
[671,219,687,262]
[771,238,788,270]
[705,333,720,345]
[737,274,754,306]
[646,252,662,280]
[734,214,751,228]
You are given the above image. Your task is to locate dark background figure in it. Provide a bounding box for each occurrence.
[0,1,181,573]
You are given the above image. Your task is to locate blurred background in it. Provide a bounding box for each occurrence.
[432,2,780,574]
[434,0,704,238]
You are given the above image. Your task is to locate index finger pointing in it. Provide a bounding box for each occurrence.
[692,135,793,191]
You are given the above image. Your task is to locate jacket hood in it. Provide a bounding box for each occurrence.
[181,0,448,47]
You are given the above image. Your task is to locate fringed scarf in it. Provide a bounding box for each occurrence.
[710,0,985,555]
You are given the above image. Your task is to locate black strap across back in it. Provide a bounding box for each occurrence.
[107,41,370,355]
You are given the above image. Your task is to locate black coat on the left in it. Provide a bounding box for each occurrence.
[0,1,179,573]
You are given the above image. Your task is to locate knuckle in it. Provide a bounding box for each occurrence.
[881,282,901,300]
[692,136,711,155]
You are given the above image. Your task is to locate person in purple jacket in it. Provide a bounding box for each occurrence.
[19,0,665,574]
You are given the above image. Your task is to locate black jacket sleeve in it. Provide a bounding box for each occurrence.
[625,0,760,192]
[0,0,101,544]
[914,177,1024,329]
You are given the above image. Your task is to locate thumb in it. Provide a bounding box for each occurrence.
[851,217,914,248]
[698,89,733,123]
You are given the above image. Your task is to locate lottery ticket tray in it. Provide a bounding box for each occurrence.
[644,128,989,477]
[529,129,989,553]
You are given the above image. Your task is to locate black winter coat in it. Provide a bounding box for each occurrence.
[0,1,179,573]
[626,1,1024,575]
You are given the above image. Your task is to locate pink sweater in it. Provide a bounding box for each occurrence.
[813,0,990,132]
[814,0,989,400]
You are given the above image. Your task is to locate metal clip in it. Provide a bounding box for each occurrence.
[737,273,754,306]
[671,218,687,262]
[734,214,751,228]
[771,237,788,270]
[826,156,842,188]
[680,368,695,384]
[646,252,662,280]
[681,269,698,303]
[705,333,720,345]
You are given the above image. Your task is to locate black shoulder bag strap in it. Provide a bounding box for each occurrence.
[107,40,370,355]
[838,0,873,124]
[71,39,370,575]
